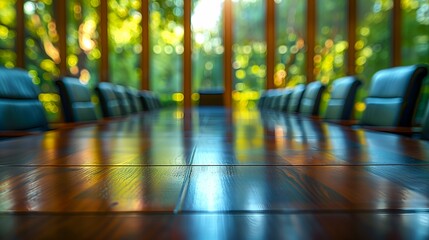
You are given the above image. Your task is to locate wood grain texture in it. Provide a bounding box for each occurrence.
[180,166,429,212]
[0,167,187,212]
[1,107,429,238]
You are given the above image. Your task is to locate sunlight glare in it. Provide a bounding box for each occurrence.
[192,0,223,32]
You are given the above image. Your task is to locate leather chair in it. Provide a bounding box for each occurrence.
[139,90,158,111]
[270,90,286,110]
[113,85,132,116]
[271,89,288,111]
[279,90,293,112]
[95,82,122,118]
[286,84,306,113]
[324,76,362,120]
[261,89,275,109]
[139,91,152,111]
[126,88,143,113]
[56,77,98,122]
[258,91,268,109]
[0,67,48,132]
[299,81,326,116]
[360,64,428,127]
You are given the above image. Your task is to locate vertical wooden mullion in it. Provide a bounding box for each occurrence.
[16,0,25,68]
[347,0,357,76]
[183,0,192,108]
[306,0,316,83]
[224,0,233,108]
[392,0,401,66]
[100,0,108,82]
[266,0,275,89]
[56,0,67,76]
[141,1,150,90]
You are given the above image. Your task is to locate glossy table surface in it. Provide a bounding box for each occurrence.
[1,107,429,239]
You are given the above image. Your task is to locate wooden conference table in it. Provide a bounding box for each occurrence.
[1,107,429,239]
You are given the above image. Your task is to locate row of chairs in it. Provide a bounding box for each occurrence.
[0,67,161,135]
[57,79,162,123]
[259,81,329,117]
[259,76,360,121]
[56,78,161,123]
[259,64,429,138]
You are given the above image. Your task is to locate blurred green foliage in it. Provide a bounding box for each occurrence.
[0,0,16,68]
[191,0,224,103]
[150,0,184,106]
[109,0,141,89]
[232,0,267,109]
[275,0,306,88]
[402,0,429,123]
[24,0,61,122]
[67,0,101,89]
[352,0,393,118]
[315,0,348,85]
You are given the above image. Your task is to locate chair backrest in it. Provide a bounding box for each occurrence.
[139,90,157,111]
[258,91,267,109]
[126,88,143,113]
[324,76,362,120]
[360,64,428,127]
[271,90,286,110]
[268,92,279,110]
[286,84,306,113]
[261,89,275,109]
[139,91,151,111]
[113,85,132,116]
[265,90,278,110]
[299,81,326,116]
[0,68,48,131]
[56,77,98,122]
[280,90,293,112]
[95,82,122,118]
[272,90,286,111]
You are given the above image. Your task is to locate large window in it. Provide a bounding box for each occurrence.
[191,0,224,103]
[356,0,393,83]
[150,0,184,106]
[1,1,429,121]
[0,0,16,67]
[275,0,306,87]
[354,0,393,116]
[315,0,348,84]
[67,0,101,88]
[108,0,142,88]
[402,0,429,122]
[233,0,266,108]
[402,0,429,64]
[24,0,61,121]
